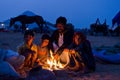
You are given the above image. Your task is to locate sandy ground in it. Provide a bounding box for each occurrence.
[0,32,120,80]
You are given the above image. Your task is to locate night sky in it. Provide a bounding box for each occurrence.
[0,0,120,28]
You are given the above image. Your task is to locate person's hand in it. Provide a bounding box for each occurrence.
[36,59,40,63]
[54,54,59,60]
[69,49,76,55]
[36,59,44,66]
[64,48,69,52]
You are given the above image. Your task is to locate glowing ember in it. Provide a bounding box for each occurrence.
[42,50,66,71]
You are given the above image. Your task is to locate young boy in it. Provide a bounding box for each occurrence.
[17,30,38,68]
[37,34,51,65]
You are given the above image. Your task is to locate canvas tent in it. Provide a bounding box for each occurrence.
[112,11,120,27]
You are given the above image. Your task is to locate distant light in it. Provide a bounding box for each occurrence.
[26,28,29,30]
[1,23,4,26]
[1,23,5,28]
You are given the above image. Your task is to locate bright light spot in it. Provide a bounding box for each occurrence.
[1,23,5,28]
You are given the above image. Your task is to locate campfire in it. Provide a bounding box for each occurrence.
[42,50,66,71]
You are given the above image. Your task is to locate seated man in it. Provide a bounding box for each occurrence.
[51,16,74,66]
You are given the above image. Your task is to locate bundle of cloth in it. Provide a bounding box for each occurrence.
[0,48,25,79]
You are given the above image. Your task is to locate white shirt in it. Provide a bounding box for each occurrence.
[58,33,64,47]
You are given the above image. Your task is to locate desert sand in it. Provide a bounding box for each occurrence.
[0,32,120,80]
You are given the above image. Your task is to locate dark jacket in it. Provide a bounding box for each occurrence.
[51,28,74,55]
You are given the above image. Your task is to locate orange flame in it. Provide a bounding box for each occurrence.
[44,50,65,71]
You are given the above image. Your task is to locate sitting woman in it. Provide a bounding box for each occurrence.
[68,31,96,73]
[37,34,51,65]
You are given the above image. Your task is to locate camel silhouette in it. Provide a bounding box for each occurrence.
[10,15,45,33]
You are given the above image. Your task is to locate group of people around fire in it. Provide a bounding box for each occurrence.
[0,16,96,80]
